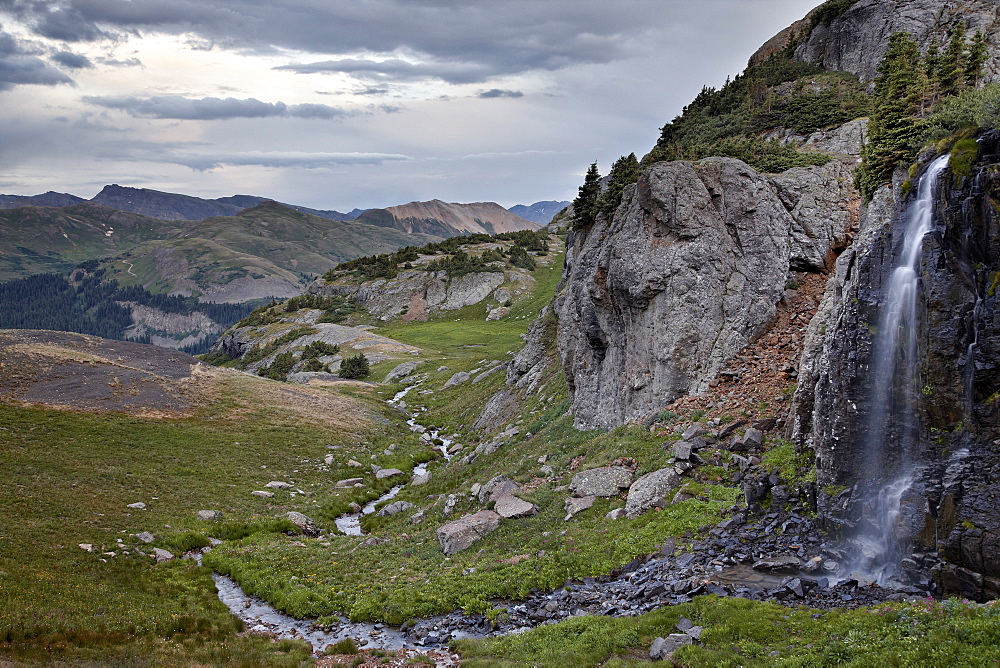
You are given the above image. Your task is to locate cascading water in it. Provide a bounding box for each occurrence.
[852,154,950,583]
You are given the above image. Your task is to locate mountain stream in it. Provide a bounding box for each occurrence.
[205,380,463,654]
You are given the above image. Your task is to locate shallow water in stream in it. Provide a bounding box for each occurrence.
[207,378,465,654]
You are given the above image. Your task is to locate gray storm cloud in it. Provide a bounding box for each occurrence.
[0,28,74,90]
[82,95,352,120]
[52,50,92,69]
[3,0,643,83]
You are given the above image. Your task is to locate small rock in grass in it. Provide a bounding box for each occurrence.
[649,634,693,660]
[376,501,415,517]
[347,459,363,468]
[444,371,471,388]
[324,454,335,465]
[79,543,93,552]
[251,490,274,498]
[681,424,708,441]
[436,510,501,555]
[564,495,597,518]
[411,472,431,486]
[127,502,146,510]
[265,481,293,489]
[336,478,364,488]
[196,510,223,521]
[605,508,625,520]
[625,468,682,518]
[493,494,538,519]
[375,468,404,479]
[135,531,155,544]
[478,475,520,504]
[569,466,633,497]
[287,511,320,536]
[153,548,174,563]
[672,440,694,461]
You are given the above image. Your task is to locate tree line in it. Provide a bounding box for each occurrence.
[0,267,256,348]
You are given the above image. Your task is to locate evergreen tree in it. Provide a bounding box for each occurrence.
[598,153,641,221]
[966,30,989,87]
[856,32,926,201]
[939,23,967,97]
[572,162,601,229]
[338,353,370,379]
[922,37,942,109]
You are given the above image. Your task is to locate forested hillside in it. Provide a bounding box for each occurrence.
[0,265,255,353]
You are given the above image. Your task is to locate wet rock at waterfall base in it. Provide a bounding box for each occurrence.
[753,554,802,574]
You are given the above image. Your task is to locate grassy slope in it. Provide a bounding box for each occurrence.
[101,236,306,294]
[456,595,1000,666]
[0,205,176,281]
[0,372,433,663]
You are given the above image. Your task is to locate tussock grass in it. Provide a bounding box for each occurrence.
[455,595,1000,667]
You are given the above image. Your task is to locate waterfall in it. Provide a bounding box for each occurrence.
[853,154,950,583]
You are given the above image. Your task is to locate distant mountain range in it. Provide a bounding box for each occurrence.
[356,200,539,237]
[508,200,570,225]
[0,200,441,301]
[0,184,564,224]
[0,184,558,303]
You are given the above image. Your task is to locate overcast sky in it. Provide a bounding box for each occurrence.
[0,0,820,211]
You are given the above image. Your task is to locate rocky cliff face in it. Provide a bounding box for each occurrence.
[792,132,1000,599]
[311,268,535,322]
[556,152,858,430]
[781,0,1000,85]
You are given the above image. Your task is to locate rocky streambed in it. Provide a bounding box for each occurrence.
[202,383,938,656]
[207,501,932,655]
[402,506,933,645]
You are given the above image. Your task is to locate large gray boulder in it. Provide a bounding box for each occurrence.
[384,361,419,383]
[556,156,856,430]
[436,510,502,555]
[625,468,683,519]
[478,475,520,504]
[569,466,633,497]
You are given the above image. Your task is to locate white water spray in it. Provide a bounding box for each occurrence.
[855,154,950,582]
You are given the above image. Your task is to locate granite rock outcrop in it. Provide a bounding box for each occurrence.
[556,154,858,430]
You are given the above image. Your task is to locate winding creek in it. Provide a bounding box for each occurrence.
[205,379,465,654]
